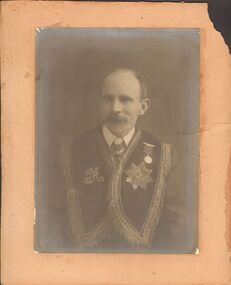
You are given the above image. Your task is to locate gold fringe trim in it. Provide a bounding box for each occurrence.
[60,135,112,247]
[60,129,175,248]
[111,142,174,247]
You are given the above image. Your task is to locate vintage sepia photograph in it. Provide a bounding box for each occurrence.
[35,28,200,253]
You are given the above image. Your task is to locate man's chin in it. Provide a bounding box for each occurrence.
[105,122,131,138]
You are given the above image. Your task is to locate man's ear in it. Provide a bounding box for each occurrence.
[139,98,150,115]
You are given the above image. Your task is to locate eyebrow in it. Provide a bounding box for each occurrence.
[102,94,134,100]
[119,95,133,100]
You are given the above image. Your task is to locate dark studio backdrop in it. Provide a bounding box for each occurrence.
[35,28,199,252]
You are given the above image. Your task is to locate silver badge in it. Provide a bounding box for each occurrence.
[142,142,155,164]
[144,155,152,164]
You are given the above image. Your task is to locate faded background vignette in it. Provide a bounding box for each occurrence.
[35,28,200,253]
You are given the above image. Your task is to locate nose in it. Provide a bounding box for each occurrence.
[112,98,122,113]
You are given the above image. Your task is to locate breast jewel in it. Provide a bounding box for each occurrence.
[142,141,155,164]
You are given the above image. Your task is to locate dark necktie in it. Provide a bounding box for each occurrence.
[111,138,126,165]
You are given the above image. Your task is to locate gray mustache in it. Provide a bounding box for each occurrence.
[106,114,128,123]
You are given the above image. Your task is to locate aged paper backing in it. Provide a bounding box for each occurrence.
[1,1,231,284]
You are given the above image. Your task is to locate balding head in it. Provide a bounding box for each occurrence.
[102,68,147,100]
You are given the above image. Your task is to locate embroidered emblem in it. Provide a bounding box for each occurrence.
[125,162,153,190]
[142,142,155,164]
[83,167,104,184]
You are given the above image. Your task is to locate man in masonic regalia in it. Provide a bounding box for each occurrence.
[60,68,188,252]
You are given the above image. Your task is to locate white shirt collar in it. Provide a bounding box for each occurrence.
[102,125,135,147]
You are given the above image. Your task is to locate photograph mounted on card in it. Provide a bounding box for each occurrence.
[35,28,199,253]
[2,2,231,285]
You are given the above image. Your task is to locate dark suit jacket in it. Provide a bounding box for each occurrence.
[35,127,192,253]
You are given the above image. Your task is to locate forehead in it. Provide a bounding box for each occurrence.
[102,71,141,96]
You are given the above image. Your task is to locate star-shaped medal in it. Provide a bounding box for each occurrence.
[125,162,153,190]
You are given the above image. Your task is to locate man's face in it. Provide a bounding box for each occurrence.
[100,70,149,138]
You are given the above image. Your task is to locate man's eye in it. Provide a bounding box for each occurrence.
[120,96,132,103]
